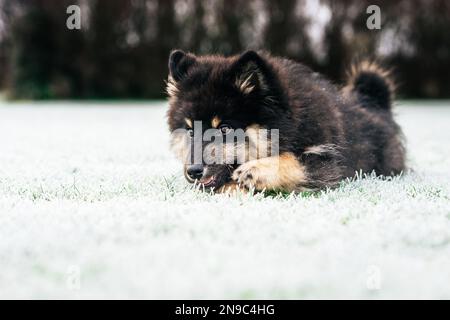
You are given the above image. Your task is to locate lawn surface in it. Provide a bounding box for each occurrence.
[0,101,449,299]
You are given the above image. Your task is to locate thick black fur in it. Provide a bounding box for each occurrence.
[167,50,405,191]
[352,70,392,110]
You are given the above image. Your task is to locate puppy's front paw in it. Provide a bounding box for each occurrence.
[232,160,267,190]
[217,181,248,194]
[232,154,306,192]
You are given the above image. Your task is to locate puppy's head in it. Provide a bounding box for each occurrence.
[166,50,280,191]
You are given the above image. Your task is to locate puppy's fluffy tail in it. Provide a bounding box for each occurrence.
[344,61,395,111]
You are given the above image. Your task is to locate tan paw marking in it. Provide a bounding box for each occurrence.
[232,153,307,192]
[232,159,269,190]
[216,181,248,194]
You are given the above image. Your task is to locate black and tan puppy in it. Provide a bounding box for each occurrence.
[166,50,405,193]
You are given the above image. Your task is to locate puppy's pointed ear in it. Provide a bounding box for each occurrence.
[168,49,196,82]
[232,50,269,95]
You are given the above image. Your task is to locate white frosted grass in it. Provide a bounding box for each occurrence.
[0,101,449,299]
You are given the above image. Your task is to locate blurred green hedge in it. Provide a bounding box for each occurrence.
[0,0,449,99]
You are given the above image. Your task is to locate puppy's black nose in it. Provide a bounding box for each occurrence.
[186,164,204,180]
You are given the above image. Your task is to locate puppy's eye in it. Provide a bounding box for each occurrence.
[187,128,194,137]
[219,124,233,135]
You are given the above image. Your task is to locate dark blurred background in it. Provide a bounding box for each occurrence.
[0,0,449,100]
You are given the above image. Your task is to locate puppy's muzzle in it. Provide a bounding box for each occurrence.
[186,164,204,181]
